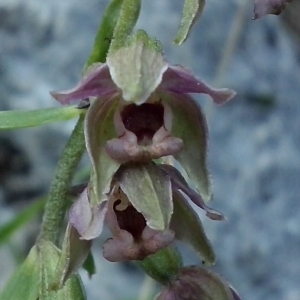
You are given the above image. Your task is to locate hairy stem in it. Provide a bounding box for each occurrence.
[39,114,86,244]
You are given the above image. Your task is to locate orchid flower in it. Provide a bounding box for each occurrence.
[69,161,223,262]
[51,31,236,206]
[51,32,235,265]
[156,266,242,300]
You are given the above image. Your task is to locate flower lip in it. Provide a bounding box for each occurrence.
[103,185,175,262]
[105,101,183,163]
[113,197,147,238]
[121,102,164,144]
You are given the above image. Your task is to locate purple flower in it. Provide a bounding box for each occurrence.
[51,33,234,263]
[253,0,293,19]
[51,33,236,205]
[69,162,223,263]
[156,266,241,300]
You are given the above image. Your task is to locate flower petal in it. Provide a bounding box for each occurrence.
[142,227,175,257]
[103,230,136,262]
[85,96,120,206]
[171,190,215,265]
[114,162,173,231]
[163,93,211,201]
[103,227,174,262]
[107,36,168,105]
[253,0,292,19]
[51,224,92,288]
[106,133,183,163]
[69,188,108,240]
[229,286,242,300]
[161,66,236,105]
[156,266,237,300]
[50,63,117,105]
[160,164,224,221]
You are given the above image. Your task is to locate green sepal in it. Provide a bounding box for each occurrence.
[84,0,124,70]
[82,251,96,278]
[123,30,163,54]
[171,190,215,265]
[163,93,212,202]
[50,224,92,290]
[38,240,87,300]
[107,31,167,104]
[174,0,205,44]
[0,241,86,300]
[137,246,183,284]
[115,162,172,231]
[85,97,120,206]
[0,106,82,130]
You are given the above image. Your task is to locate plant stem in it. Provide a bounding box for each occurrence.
[83,0,125,71]
[38,114,86,244]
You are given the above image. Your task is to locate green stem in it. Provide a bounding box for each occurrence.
[38,114,86,244]
[109,0,141,52]
[83,0,125,71]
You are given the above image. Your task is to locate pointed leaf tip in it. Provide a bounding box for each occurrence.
[171,191,216,265]
[174,0,205,44]
[163,94,212,201]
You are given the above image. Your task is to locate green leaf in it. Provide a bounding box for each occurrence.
[0,245,39,300]
[0,106,81,130]
[174,0,205,45]
[171,190,215,265]
[115,162,172,231]
[0,199,45,247]
[85,97,120,206]
[164,93,212,202]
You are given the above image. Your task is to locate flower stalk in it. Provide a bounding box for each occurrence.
[38,113,86,245]
[109,0,141,52]
[83,0,124,70]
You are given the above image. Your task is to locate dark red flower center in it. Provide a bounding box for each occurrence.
[121,102,164,145]
[113,199,146,238]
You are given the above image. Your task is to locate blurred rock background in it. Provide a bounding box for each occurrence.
[0,0,299,299]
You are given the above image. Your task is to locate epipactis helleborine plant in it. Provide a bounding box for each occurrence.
[51,31,236,264]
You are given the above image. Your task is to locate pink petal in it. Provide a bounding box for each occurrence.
[103,227,174,262]
[253,0,293,19]
[69,188,108,240]
[50,63,118,105]
[103,230,137,262]
[160,164,225,221]
[160,65,236,105]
